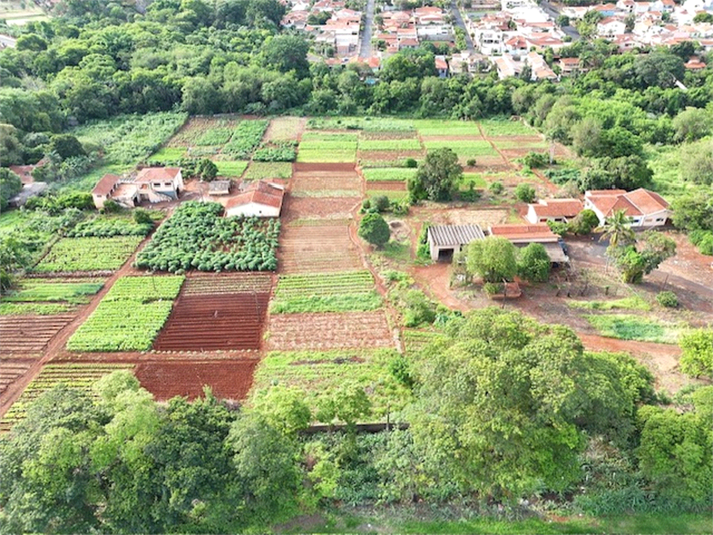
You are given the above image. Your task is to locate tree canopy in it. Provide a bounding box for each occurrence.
[408,148,462,202]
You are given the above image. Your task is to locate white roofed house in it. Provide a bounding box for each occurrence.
[597,17,628,39]
[584,189,671,227]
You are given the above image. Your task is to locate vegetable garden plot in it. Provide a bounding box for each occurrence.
[414,119,483,137]
[282,197,358,222]
[265,311,394,351]
[1,278,104,304]
[182,272,273,296]
[135,202,280,273]
[223,120,269,158]
[35,236,143,273]
[422,139,497,161]
[214,160,248,178]
[291,170,362,197]
[0,363,134,432]
[153,293,270,351]
[264,117,304,142]
[362,168,418,182]
[278,223,362,273]
[167,117,241,147]
[250,349,410,417]
[357,138,423,152]
[67,276,184,352]
[0,361,31,395]
[243,161,293,180]
[67,217,154,238]
[136,360,258,401]
[271,271,382,313]
[297,132,358,163]
[0,314,75,358]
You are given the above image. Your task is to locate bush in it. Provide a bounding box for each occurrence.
[489,181,504,194]
[656,291,679,308]
[517,243,551,282]
[358,213,390,248]
[372,195,390,213]
[515,183,536,203]
[568,209,600,235]
[483,282,504,297]
[679,329,713,377]
[522,151,549,168]
[466,158,477,167]
[402,289,436,327]
[689,230,713,255]
[404,158,417,168]
[548,220,569,237]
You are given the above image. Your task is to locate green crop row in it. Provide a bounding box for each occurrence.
[215,160,248,177]
[301,132,359,142]
[0,302,77,315]
[296,149,356,163]
[67,217,153,238]
[357,138,422,151]
[362,168,418,181]
[222,120,269,158]
[298,140,358,151]
[67,275,183,351]
[1,279,104,304]
[195,127,233,146]
[269,292,382,314]
[306,117,415,132]
[35,236,143,273]
[244,161,292,180]
[135,202,280,273]
[275,271,375,297]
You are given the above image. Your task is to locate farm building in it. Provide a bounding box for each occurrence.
[91,174,139,210]
[135,167,184,202]
[209,180,231,196]
[584,188,671,227]
[525,198,583,224]
[427,224,486,261]
[8,182,48,208]
[225,181,285,218]
[8,165,38,185]
[488,224,568,264]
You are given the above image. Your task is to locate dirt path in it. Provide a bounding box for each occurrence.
[0,236,149,418]
[411,262,468,312]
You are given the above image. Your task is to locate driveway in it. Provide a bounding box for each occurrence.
[359,0,375,58]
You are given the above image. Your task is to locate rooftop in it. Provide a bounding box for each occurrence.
[489,224,559,243]
[92,174,121,196]
[226,181,285,211]
[428,224,485,247]
[135,167,181,183]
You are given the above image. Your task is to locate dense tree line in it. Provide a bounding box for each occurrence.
[0,309,710,533]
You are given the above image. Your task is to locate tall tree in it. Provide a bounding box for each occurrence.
[466,237,518,283]
[408,147,462,202]
[599,209,635,248]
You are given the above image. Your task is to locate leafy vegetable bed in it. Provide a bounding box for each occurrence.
[67,217,154,238]
[271,271,382,313]
[35,236,143,272]
[585,314,682,344]
[362,168,418,182]
[357,138,422,151]
[244,161,292,180]
[222,120,269,158]
[1,278,104,304]
[67,275,184,351]
[135,202,280,272]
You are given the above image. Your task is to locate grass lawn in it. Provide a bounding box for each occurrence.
[362,168,418,181]
[585,314,682,344]
[214,160,248,177]
[567,295,650,311]
[461,172,488,188]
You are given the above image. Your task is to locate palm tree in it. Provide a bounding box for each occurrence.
[599,209,635,249]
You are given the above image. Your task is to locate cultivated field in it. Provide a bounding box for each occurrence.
[35,237,142,273]
[0,314,76,358]
[278,222,362,273]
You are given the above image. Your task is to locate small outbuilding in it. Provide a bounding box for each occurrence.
[427,224,485,261]
[209,180,231,196]
[224,181,285,218]
[526,198,584,224]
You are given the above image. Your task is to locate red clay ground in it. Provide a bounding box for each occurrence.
[282,197,358,222]
[182,272,273,295]
[266,311,394,351]
[294,162,356,173]
[154,293,270,351]
[291,171,362,193]
[279,223,363,273]
[367,180,407,191]
[0,314,76,357]
[0,361,32,395]
[135,360,258,401]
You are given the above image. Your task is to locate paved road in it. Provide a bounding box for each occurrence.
[359,0,375,58]
[540,0,580,40]
[450,1,475,52]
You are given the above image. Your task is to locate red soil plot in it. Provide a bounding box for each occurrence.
[0,361,32,394]
[182,272,273,295]
[292,170,362,194]
[294,162,356,173]
[278,223,362,273]
[153,293,270,351]
[135,360,258,401]
[0,314,75,358]
[266,311,395,351]
[282,196,359,222]
[368,180,407,191]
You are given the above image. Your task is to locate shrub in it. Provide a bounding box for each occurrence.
[517,243,551,282]
[358,213,390,248]
[548,220,569,237]
[656,291,679,308]
[402,289,436,327]
[489,181,504,194]
[372,195,390,213]
[568,209,600,235]
[515,183,536,203]
[679,329,713,377]
[690,230,713,255]
[404,158,417,168]
[466,158,477,167]
[483,282,504,297]
[522,151,549,168]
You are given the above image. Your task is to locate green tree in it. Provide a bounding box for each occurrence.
[514,183,536,203]
[679,329,713,378]
[568,209,599,235]
[261,35,310,78]
[671,191,713,232]
[408,147,462,202]
[315,384,372,429]
[636,387,713,504]
[197,158,218,181]
[600,209,635,248]
[466,237,518,283]
[672,107,712,143]
[358,212,390,248]
[517,242,551,282]
[0,167,22,209]
[250,386,312,434]
[49,133,86,160]
[680,140,713,185]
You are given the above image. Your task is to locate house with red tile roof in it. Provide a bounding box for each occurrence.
[135,167,184,202]
[225,181,285,218]
[526,198,584,224]
[584,188,671,227]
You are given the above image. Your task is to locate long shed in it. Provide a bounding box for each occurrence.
[427,224,485,261]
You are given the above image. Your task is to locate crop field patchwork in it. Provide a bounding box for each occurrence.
[223,120,269,158]
[291,169,362,197]
[271,271,381,313]
[414,119,483,137]
[1,278,104,304]
[154,293,270,351]
[266,311,394,351]
[297,132,358,163]
[148,147,187,162]
[264,117,304,141]
[357,138,422,152]
[214,160,248,177]
[422,139,497,162]
[282,197,358,222]
[479,117,537,137]
[167,117,241,146]
[182,272,273,295]
[307,117,415,132]
[0,363,135,432]
[67,276,184,352]
[0,314,75,358]
[35,237,143,273]
[279,222,362,273]
[136,360,258,401]
[250,349,410,416]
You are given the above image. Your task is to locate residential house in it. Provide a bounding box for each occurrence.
[598,17,628,39]
[224,181,285,218]
[435,56,449,77]
[583,188,671,227]
[525,198,584,224]
[526,51,557,80]
[494,53,523,78]
[91,173,140,209]
[8,182,48,208]
[558,57,589,76]
[135,167,184,202]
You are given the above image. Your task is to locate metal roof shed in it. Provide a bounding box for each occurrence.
[427,224,485,262]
